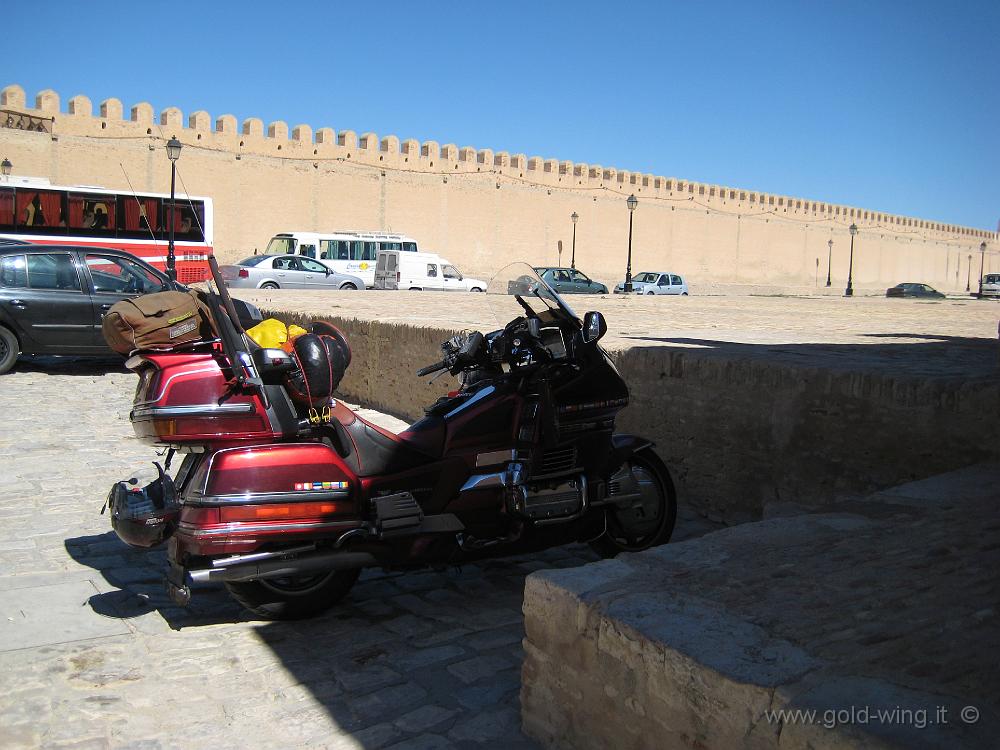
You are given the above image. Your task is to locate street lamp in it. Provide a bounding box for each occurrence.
[844,223,857,297]
[570,211,579,270]
[966,254,972,292]
[978,241,986,296]
[165,136,183,282]
[826,238,833,287]
[1,158,11,181]
[624,194,638,292]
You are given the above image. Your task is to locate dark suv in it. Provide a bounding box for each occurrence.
[0,245,260,374]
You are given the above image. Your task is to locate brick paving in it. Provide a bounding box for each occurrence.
[0,356,715,749]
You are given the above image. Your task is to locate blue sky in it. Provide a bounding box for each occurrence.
[6,0,998,230]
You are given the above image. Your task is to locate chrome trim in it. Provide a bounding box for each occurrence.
[535,474,589,526]
[131,402,255,420]
[445,385,496,419]
[335,528,370,548]
[211,544,316,568]
[475,449,516,468]
[191,489,351,506]
[137,364,220,406]
[179,519,362,537]
[459,472,505,492]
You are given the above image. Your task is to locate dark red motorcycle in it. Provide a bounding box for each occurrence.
[106,262,676,619]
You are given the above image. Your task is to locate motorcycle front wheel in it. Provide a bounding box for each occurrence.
[225,568,360,620]
[589,447,677,558]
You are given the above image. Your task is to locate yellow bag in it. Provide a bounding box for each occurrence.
[245,318,288,348]
[288,324,308,338]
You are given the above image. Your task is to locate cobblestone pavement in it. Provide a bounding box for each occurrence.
[0,357,716,750]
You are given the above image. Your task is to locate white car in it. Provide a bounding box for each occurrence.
[981,273,1000,298]
[614,271,688,295]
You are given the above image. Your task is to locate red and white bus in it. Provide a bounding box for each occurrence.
[0,176,213,283]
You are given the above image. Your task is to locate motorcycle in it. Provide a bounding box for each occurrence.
[105,261,676,619]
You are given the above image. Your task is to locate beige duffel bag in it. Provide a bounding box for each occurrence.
[102,290,215,354]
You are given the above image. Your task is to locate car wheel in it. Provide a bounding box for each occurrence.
[340,282,358,290]
[470,287,483,293]
[682,292,688,296]
[260,282,279,289]
[409,287,421,291]
[0,326,19,375]
[646,291,655,295]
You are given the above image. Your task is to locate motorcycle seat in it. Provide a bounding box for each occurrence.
[328,402,444,477]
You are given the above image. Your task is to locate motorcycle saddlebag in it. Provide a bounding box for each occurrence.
[102,290,215,354]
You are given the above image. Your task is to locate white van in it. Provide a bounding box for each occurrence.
[263,230,420,288]
[374,250,486,292]
[981,273,1000,298]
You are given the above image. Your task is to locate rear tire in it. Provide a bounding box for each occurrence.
[340,282,358,290]
[0,326,19,375]
[470,287,483,293]
[589,447,676,558]
[646,291,655,295]
[224,568,360,620]
[409,287,422,291]
[260,282,279,290]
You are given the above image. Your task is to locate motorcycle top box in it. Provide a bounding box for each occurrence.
[127,345,301,446]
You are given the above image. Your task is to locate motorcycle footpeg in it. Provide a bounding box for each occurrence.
[165,580,191,607]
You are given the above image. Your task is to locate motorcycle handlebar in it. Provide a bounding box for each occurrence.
[416,360,448,377]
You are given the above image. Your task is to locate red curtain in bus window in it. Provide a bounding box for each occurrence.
[0,189,13,228]
[38,191,63,227]
[68,195,85,228]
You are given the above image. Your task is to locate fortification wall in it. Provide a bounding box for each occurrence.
[1,84,996,290]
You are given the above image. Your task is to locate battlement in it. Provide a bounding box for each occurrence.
[2,83,994,242]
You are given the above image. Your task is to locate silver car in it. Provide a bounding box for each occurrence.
[220,254,365,290]
[614,271,689,295]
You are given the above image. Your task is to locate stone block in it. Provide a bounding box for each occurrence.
[68,95,92,117]
[99,98,123,120]
[267,120,288,140]
[160,107,183,128]
[188,110,211,131]
[1,84,26,109]
[130,102,153,124]
[34,89,59,113]
[215,114,237,134]
[241,117,263,136]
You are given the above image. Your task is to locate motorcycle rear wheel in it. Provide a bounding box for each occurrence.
[225,568,360,620]
[589,448,676,558]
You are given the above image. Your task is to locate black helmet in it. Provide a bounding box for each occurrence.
[106,463,180,549]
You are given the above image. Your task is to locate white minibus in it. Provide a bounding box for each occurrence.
[263,231,419,288]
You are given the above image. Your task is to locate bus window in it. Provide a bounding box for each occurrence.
[402,242,417,252]
[380,241,401,253]
[320,240,335,259]
[337,241,350,260]
[350,241,365,260]
[266,236,297,255]
[16,189,65,231]
[0,188,13,230]
[120,196,159,237]
[300,243,317,259]
[68,194,116,233]
[363,241,377,260]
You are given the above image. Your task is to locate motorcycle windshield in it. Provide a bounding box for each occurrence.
[486,263,580,325]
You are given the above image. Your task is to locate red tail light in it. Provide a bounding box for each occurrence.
[218,502,349,522]
[396,271,401,282]
[238,268,249,278]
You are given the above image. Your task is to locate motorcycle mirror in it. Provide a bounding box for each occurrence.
[582,311,607,343]
[526,318,541,339]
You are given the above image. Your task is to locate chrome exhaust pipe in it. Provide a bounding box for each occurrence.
[188,550,378,584]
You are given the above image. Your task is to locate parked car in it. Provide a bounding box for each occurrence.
[219,254,365,290]
[533,267,608,294]
[885,283,945,299]
[0,244,262,375]
[980,273,1000,298]
[614,271,688,295]
[374,250,486,291]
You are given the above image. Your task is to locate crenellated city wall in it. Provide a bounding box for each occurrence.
[1,84,996,290]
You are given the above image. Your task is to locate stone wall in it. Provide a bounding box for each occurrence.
[1,84,996,291]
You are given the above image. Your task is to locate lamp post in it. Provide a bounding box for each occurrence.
[624,194,637,292]
[1,158,11,182]
[966,254,972,292]
[826,238,833,287]
[978,241,986,296]
[570,211,579,269]
[844,223,857,297]
[165,136,183,282]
